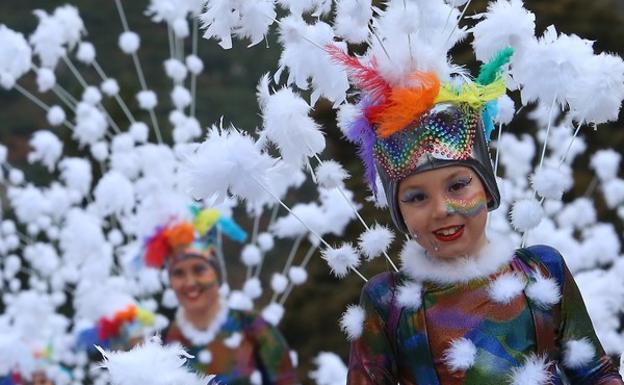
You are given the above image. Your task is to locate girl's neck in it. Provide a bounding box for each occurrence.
[184,298,221,330]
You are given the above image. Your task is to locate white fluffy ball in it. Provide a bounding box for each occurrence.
[510,198,544,232]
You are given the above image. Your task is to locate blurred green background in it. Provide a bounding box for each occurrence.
[0,0,623,382]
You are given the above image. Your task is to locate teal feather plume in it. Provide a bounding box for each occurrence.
[476,47,514,86]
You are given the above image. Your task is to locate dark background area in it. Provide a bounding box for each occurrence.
[0,0,623,382]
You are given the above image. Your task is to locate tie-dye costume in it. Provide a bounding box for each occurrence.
[347,244,623,385]
[166,309,298,385]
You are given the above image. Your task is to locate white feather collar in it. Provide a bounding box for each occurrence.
[175,297,229,346]
[400,235,517,285]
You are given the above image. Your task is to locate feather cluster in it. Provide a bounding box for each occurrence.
[322,243,361,278]
[357,224,395,261]
[339,304,365,341]
[0,25,32,89]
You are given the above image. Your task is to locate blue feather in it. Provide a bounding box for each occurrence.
[217,216,247,243]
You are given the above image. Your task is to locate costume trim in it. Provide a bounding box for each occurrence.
[174,297,229,345]
[400,235,516,284]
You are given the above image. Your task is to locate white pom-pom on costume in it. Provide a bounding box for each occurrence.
[339,305,365,341]
[243,277,263,299]
[590,149,621,183]
[224,332,242,349]
[309,352,348,385]
[526,274,560,309]
[119,31,140,54]
[36,67,56,92]
[510,354,552,385]
[443,337,477,372]
[250,370,263,385]
[270,273,289,294]
[510,198,544,232]
[288,266,308,285]
[47,105,66,126]
[186,55,204,75]
[262,302,285,326]
[358,224,395,261]
[322,243,361,279]
[241,244,262,267]
[257,232,275,251]
[76,41,96,64]
[101,78,120,96]
[530,167,571,200]
[137,90,158,110]
[315,160,350,188]
[161,288,179,309]
[488,273,525,304]
[563,338,595,369]
[397,281,423,310]
[198,349,212,364]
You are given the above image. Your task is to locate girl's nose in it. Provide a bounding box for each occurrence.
[432,194,451,219]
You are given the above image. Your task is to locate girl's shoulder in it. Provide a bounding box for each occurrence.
[515,244,566,285]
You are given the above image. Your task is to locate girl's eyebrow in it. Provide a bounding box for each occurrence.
[446,170,471,181]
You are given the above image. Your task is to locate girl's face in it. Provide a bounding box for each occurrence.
[169,257,220,313]
[398,166,489,260]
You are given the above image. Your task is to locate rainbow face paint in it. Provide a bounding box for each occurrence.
[446,193,487,217]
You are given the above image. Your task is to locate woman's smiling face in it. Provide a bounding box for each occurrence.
[397,166,489,260]
[169,257,220,313]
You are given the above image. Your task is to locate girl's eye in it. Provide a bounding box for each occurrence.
[449,177,472,193]
[401,190,427,203]
[171,269,184,279]
[193,265,207,275]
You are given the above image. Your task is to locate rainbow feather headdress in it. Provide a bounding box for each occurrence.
[141,207,247,269]
[328,45,513,193]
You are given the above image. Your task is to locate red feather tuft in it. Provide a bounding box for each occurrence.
[144,230,172,268]
[325,44,391,103]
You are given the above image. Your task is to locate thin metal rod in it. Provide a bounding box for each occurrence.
[445,0,473,46]
[558,122,584,166]
[493,122,504,176]
[538,96,558,170]
[191,17,199,118]
[114,0,130,32]
[282,234,304,275]
[62,55,89,89]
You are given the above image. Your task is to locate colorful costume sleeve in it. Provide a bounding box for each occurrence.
[555,252,624,384]
[248,315,299,385]
[347,273,398,385]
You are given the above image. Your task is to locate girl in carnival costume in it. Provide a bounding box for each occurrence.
[142,209,298,385]
[330,40,624,385]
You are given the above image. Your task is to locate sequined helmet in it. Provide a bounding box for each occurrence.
[376,103,500,234]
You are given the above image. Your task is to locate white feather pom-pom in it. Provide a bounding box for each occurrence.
[164,59,188,83]
[471,0,535,62]
[397,281,423,310]
[315,160,350,188]
[270,273,289,294]
[228,290,253,311]
[257,232,275,251]
[333,0,373,44]
[224,332,242,349]
[288,266,308,285]
[309,352,348,385]
[339,305,365,341]
[488,273,525,304]
[236,0,276,47]
[563,338,595,369]
[83,86,103,105]
[36,67,56,92]
[443,338,477,372]
[530,167,571,200]
[46,105,66,127]
[603,179,624,209]
[510,354,552,385]
[93,171,135,216]
[556,198,596,229]
[129,122,149,143]
[28,130,63,171]
[241,244,262,267]
[74,102,108,146]
[97,338,214,385]
[261,302,285,326]
[76,41,96,64]
[101,78,120,96]
[358,224,395,261]
[526,275,560,309]
[510,198,544,232]
[590,149,621,182]
[186,55,204,75]
[322,243,361,278]
[161,288,179,309]
[0,25,32,89]
[257,74,325,168]
[495,95,516,125]
[200,0,237,49]
[198,349,212,364]
[137,90,158,110]
[243,278,263,299]
[119,31,140,54]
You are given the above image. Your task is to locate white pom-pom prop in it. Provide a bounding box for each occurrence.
[47,105,66,126]
[270,273,289,294]
[36,67,56,92]
[443,338,477,372]
[137,90,158,110]
[358,224,395,261]
[530,167,571,200]
[0,25,32,90]
[76,41,96,64]
[101,78,120,96]
[590,149,621,182]
[257,232,275,251]
[241,244,262,267]
[119,31,140,54]
[243,278,263,299]
[322,243,361,278]
[28,130,63,171]
[510,198,544,232]
[339,304,365,341]
[261,302,285,326]
[288,266,308,285]
[186,55,204,75]
[315,160,350,188]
